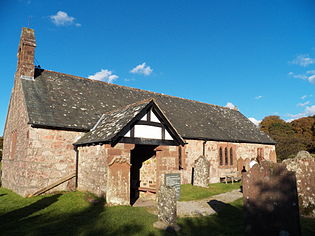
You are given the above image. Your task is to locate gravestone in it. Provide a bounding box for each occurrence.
[165,173,181,200]
[243,161,301,236]
[153,185,180,231]
[283,151,315,217]
[193,155,209,188]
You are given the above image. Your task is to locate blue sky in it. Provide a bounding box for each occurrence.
[1,0,315,135]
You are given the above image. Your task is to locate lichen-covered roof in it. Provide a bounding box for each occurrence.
[21,69,275,144]
[75,99,185,146]
[75,100,149,145]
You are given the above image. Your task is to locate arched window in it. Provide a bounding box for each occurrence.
[230,147,233,165]
[219,147,223,165]
[225,147,228,165]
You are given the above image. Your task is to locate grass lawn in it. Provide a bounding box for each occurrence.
[0,187,314,236]
[180,182,241,201]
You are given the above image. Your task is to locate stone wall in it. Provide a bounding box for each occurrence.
[156,145,180,188]
[19,127,81,196]
[2,78,83,197]
[78,143,134,205]
[2,77,31,196]
[77,145,108,196]
[181,139,276,184]
[283,151,315,217]
[106,143,134,205]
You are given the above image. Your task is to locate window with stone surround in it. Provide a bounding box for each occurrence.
[10,130,17,159]
[225,147,228,165]
[219,147,223,165]
[230,147,233,165]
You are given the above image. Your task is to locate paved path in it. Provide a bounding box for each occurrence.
[177,189,243,217]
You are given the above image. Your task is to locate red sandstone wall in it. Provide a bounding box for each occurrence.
[77,145,108,196]
[25,128,82,195]
[155,145,180,188]
[180,139,276,184]
[2,75,83,196]
[2,77,30,196]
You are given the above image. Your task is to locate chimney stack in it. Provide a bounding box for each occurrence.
[17,27,36,80]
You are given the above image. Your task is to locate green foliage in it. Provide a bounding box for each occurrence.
[260,116,315,161]
[180,182,241,201]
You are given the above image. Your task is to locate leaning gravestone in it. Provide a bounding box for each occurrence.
[193,155,209,188]
[242,161,301,236]
[153,185,180,231]
[283,151,315,217]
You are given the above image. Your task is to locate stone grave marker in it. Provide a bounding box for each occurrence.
[165,173,181,200]
[153,185,180,231]
[283,151,315,217]
[193,155,209,188]
[242,161,301,236]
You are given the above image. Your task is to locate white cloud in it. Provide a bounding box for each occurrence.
[255,95,263,100]
[308,74,315,83]
[305,105,315,116]
[225,102,237,109]
[290,54,315,67]
[301,95,307,100]
[287,105,315,119]
[130,62,153,76]
[297,101,310,107]
[88,69,119,83]
[50,11,81,27]
[288,71,315,84]
[248,117,261,126]
[285,118,296,123]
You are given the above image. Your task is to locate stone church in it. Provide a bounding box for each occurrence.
[2,28,276,205]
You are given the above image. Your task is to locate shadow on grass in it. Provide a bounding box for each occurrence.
[0,194,61,227]
[0,193,7,197]
[174,200,244,236]
[0,194,148,236]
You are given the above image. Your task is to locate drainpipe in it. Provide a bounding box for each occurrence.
[202,140,207,156]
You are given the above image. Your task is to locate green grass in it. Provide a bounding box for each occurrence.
[0,188,159,236]
[178,198,245,236]
[180,182,241,201]
[0,188,314,236]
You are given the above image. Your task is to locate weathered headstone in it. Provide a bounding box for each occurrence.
[193,155,209,188]
[165,173,181,200]
[153,185,180,231]
[243,161,301,236]
[283,151,315,217]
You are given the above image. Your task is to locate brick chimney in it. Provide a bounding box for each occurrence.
[16,27,36,79]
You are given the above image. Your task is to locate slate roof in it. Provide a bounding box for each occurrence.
[21,68,275,144]
[74,100,149,145]
[75,99,185,146]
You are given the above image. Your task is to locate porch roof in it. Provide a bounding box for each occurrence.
[74,99,185,146]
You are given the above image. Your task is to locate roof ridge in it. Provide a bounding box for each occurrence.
[101,98,154,117]
[41,69,232,111]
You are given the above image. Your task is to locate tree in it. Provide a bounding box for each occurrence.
[259,116,314,161]
[260,116,287,134]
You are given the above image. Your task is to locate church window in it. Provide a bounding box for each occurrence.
[219,147,223,165]
[230,147,233,165]
[225,147,228,165]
